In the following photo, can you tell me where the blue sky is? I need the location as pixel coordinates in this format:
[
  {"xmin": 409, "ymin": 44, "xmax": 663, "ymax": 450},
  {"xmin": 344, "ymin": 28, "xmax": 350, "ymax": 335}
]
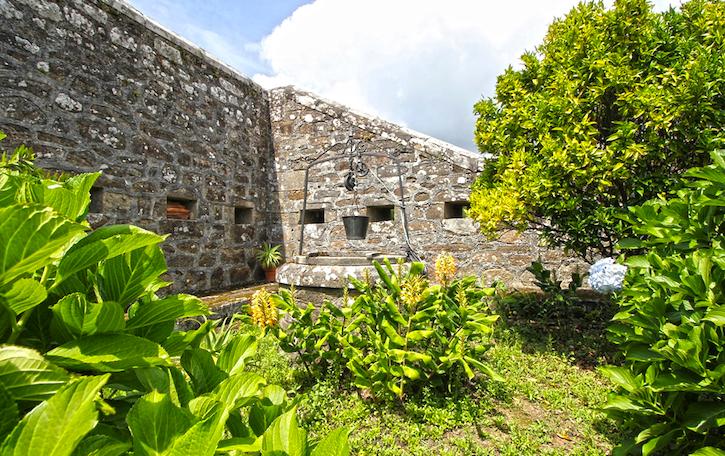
[
  {"xmin": 127, "ymin": 0, "xmax": 678, "ymax": 151},
  {"xmin": 128, "ymin": 0, "xmax": 311, "ymax": 76}
]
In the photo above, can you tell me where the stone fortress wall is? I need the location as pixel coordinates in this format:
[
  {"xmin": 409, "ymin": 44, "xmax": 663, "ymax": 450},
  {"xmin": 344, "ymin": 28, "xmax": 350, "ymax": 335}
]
[
  {"xmin": 0, "ymin": 0, "xmax": 585, "ymax": 294},
  {"xmin": 268, "ymin": 87, "xmax": 585, "ymax": 288},
  {"xmin": 0, "ymin": 0, "xmax": 279, "ymax": 293}
]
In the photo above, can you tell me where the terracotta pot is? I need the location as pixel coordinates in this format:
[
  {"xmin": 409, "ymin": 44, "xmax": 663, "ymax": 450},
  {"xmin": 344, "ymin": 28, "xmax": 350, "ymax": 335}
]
[{"xmin": 264, "ymin": 268, "xmax": 277, "ymax": 282}]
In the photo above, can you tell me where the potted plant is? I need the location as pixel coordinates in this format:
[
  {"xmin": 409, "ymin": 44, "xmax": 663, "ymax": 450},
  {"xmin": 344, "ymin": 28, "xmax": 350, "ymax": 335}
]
[{"xmin": 256, "ymin": 243, "xmax": 283, "ymax": 282}]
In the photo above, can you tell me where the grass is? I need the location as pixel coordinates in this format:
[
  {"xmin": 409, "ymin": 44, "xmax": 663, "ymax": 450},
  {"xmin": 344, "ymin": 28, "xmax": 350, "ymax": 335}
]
[{"xmin": 241, "ymin": 295, "xmax": 625, "ymax": 455}]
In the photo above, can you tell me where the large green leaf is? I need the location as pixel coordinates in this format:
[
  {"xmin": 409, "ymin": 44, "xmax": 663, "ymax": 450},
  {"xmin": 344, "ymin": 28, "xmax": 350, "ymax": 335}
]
[
  {"xmin": 164, "ymin": 401, "xmax": 227, "ymax": 456},
  {"xmin": 126, "ymin": 391, "xmax": 192, "ymax": 456},
  {"xmin": 0, "ymin": 205, "xmax": 84, "ymax": 287},
  {"xmin": 135, "ymin": 367, "xmax": 187, "ymax": 407},
  {"xmin": 373, "ymin": 260, "xmax": 398, "ymax": 294},
  {"xmin": 54, "ymin": 225, "xmax": 165, "ymax": 289},
  {"xmin": 28, "ymin": 173, "xmax": 99, "ymax": 222},
  {"xmin": 703, "ymin": 306, "xmax": 725, "ymax": 326},
  {"xmin": 126, "ymin": 295, "xmax": 208, "ymax": 330},
  {"xmin": 641, "ymin": 429, "xmax": 679, "ymax": 456},
  {"xmin": 217, "ymin": 437, "xmax": 261, "ymax": 453},
  {"xmin": 71, "ymin": 435, "xmax": 131, "ymax": 456},
  {"xmin": 683, "ymin": 402, "xmax": 725, "ymax": 433},
  {"xmin": 131, "ymin": 321, "xmax": 175, "ymax": 344},
  {"xmin": 46, "ymin": 334, "xmax": 171, "ymax": 372},
  {"xmin": 50, "ymin": 294, "xmax": 124, "ymax": 341},
  {"xmin": 379, "ymin": 318, "xmax": 405, "ymax": 347},
  {"xmin": 180, "ymin": 349, "xmax": 227, "ymax": 396},
  {"xmin": 0, "ymin": 384, "xmax": 18, "ymax": 441},
  {"xmin": 599, "ymin": 366, "xmax": 642, "ymax": 393},
  {"xmin": 212, "ymin": 373, "xmax": 266, "ymax": 412},
  {"xmin": 0, "ymin": 346, "xmax": 69, "ymax": 402},
  {"xmin": 0, "ymin": 374, "xmax": 109, "ymax": 456},
  {"xmin": 0, "ymin": 175, "xmax": 17, "ymax": 211},
  {"xmin": 260, "ymin": 408, "xmax": 306, "ymax": 456},
  {"xmin": 309, "ymin": 427, "xmax": 350, "ymax": 456},
  {"xmin": 0, "ymin": 278, "xmax": 46, "ymax": 316},
  {"xmin": 97, "ymin": 245, "xmax": 167, "ymax": 308},
  {"xmin": 162, "ymin": 321, "xmax": 214, "ymax": 357},
  {"xmin": 248, "ymin": 385, "xmax": 287, "ymax": 436},
  {"xmin": 464, "ymin": 356, "xmax": 503, "ymax": 382},
  {"xmin": 690, "ymin": 448, "xmax": 725, "ymax": 456},
  {"xmin": 216, "ymin": 334, "xmax": 258, "ymax": 376}
]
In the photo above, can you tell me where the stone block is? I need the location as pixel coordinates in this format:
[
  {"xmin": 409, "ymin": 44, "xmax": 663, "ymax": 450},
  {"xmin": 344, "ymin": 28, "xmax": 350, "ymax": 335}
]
[{"xmin": 103, "ymin": 191, "xmax": 133, "ymax": 213}]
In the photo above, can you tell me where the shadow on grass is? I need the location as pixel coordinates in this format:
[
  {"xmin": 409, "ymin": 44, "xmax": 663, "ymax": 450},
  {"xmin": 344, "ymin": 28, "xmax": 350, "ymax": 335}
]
[{"xmin": 493, "ymin": 292, "xmax": 621, "ymax": 369}]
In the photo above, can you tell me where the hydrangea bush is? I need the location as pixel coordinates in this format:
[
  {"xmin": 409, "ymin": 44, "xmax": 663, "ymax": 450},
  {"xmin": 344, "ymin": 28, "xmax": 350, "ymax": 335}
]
[
  {"xmin": 600, "ymin": 151, "xmax": 725, "ymax": 455},
  {"xmin": 588, "ymin": 258, "xmax": 627, "ymax": 294}
]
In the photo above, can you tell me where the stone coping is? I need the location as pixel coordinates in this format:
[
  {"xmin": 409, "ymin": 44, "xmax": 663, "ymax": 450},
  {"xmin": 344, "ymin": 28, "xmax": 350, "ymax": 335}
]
[
  {"xmin": 200, "ymin": 283, "xmax": 279, "ymax": 310},
  {"xmin": 292, "ymin": 253, "xmax": 407, "ymax": 266},
  {"xmin": 278, "ymin": 262, "xmax": 378, "ymax": 288}
]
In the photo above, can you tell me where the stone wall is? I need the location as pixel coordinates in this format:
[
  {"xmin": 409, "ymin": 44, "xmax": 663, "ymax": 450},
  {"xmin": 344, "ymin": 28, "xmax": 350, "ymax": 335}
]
[
  {"xmin": 0, "ymin": 0, "xmax": 585, "ymax": 294},
  {"xmin": 269, "ymin": 87, "xmax": 585, "ymax": 288},
  {"xmin": 0, "ymin": 0, "xmax": 279, "ymax": 293}
]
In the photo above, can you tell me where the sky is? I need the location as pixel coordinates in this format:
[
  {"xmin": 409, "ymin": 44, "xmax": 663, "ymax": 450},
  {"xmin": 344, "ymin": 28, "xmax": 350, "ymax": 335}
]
[{"xmin": 128, "ymin": 0, "xmax": 680, "ymax": 151}]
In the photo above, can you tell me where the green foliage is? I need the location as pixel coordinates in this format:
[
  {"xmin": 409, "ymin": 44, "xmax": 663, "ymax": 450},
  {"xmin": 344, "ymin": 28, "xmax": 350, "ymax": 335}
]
[
  {"xmin": 0, "ymin": 134, "xmax": 348, "ymax": 455},
  {"xmin": 601, "ymin": 150, "xmax": 725, "ymax": 454},
  {"xmin": 273, "ymin": 287, "xmax": 346, "ymax": 378},
  {"xmin": 469, "ymin": 0, "xmax": 725, "ymax": 260},
  {"xmin": 256, "ymin": 243, "xmax": 283, "ymax": 270},
  {"xmin": 274, "ymin": 260, "xmax": 501, "ymax": 401},
  {"xmin": 292, "ymin": 325, "xmax": 619, "ymax": 455},
  {"xmin": 520, "ymin": 260, "xmax": 583, "ymax": 319}
]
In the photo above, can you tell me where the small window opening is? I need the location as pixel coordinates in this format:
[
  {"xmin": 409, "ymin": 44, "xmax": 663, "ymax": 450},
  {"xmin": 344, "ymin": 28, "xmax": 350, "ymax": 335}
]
[
  {"xmin": 234, "ymin": 206, "xmax": 253, "ymax": 225},
  {"xmin": 444, "ymin": 201, "xmax": 470, "ymax": 219},
  {"xmin": 167, "ymin": 197, "xmax": 196, "ymax": 220},
  {"xmin": 89, "ymin": 187, "xmax": 104, "ymax": 213},
  {"xmin": 300, "ymin": 208, "xmax": 324, "ymax": 224},
  {"xmin": 367, "ymin": 205, "xmax": 394, "ymax": 222}
]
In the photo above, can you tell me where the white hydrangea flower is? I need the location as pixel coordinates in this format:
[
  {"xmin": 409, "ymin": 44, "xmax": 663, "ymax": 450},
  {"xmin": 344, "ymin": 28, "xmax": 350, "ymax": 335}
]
[{"xmin": 588, "ymin": 258, "xmax": 627, "ymax": 294}]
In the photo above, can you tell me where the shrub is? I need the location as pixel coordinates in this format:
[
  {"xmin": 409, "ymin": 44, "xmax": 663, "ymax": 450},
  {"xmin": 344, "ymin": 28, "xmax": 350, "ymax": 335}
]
[
  {"xmin": 273, "ymin": 258, "xmax": 501, "ymax": 401},
  {"xmin": 0, "ymin": 134, "xmax": 348, "ymax": 455},
  {"xmin": 601, "ymin": 150, "xmax": 725, "ymax": 455},
  {"xmin": 469, "ymin": 0, "xmax": 725, "ymax": 261}
]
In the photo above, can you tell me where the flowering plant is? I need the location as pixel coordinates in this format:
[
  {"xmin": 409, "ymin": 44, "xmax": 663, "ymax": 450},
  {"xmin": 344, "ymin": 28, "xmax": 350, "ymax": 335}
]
[
  {"xmin": 588, "ymin": 258, "xmax": 626, "ymax": 294},
  {"xmin": 250, "ymin": 288, "xmax": 278, "ymax": 329}
]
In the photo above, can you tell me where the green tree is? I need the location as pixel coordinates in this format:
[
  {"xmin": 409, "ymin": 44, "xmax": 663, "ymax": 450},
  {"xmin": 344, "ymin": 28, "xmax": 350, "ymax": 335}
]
[{"xmin": 469, "ymin": 0, "xmax": 725, "ymax": 261}]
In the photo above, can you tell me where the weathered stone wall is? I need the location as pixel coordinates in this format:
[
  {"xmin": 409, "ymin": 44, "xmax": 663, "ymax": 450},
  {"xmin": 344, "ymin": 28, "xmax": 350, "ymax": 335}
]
[
  {"xmin": 0, "ymin": 0, "xmax": 279, "ymax": 293},
  {"xmin": 0, "ymin": 0, "xmax": 585, "ymax": 294},
  {"xmin": 269, "ymin": 87, "xmax": 585, "ymax": 288}
]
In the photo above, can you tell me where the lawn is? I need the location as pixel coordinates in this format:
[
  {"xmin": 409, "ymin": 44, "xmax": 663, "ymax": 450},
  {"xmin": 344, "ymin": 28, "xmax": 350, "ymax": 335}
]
[{"xmin": 242, "ymin": 296, "xmax": 624, "ymax": 455}]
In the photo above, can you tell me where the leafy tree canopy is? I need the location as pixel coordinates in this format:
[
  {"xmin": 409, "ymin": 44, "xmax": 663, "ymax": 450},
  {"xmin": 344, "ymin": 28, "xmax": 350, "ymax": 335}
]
[{"xmin": 469, "ymin": 0, "xmax": 725, "ymax": 261}]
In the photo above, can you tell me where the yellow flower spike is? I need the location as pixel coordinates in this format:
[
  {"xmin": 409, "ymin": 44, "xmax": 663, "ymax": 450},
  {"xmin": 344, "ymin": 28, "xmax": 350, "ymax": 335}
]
[
  {"xmin": 434, "ymin": 253, "xmax": 457, "ymax": 287},
  {"xmin": 250, "ymin": 288, "xmax": 278, "ymax": 329},
  {"xmin": 400, "ymin": 274, "xmax": 426, "ymax": 313},
  {"xmin": 456, "ymin": 284, "xmax": 468, "ymax": 308}
]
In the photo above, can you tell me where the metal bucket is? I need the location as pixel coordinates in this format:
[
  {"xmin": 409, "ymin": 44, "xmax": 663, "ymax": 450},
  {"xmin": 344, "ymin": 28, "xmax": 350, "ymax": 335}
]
[{"xmin": 342, "ymin": 215, "xmax": 369, "ymax": 240}]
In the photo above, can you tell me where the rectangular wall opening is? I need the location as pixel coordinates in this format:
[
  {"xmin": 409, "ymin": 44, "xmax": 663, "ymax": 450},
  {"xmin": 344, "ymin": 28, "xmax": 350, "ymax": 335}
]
[
  {"xmin": 234, "ymin": 206, "xmax": 254, "ymax": 225},
  {"xmin": 89, "ymin": 187, "xmax": 103, "ymax": 213},
  {"xmin": 167, "ymin": 196, "xmax": 196, "ymax": 220},
  {"xmin": 367, "ymin": 205, "xmax": 395, "ymax": 222},
  {"xmin": 444, "ymin": 201, "xmax": 470, "ymax": 219},
  {"xmin": 300, "ymin": 208, "xmax": 324, "ymax": 224}
]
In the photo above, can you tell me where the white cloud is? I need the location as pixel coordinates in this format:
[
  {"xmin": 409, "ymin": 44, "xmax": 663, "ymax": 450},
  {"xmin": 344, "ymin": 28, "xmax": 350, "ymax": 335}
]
[{"xmin": 253, "ymin": 0, "xmax": 679, "ymax": 150}]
